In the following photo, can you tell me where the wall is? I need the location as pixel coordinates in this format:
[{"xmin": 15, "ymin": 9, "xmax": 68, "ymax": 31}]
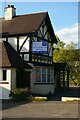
[
  {"xmin": 31, "ymin": 84, "xmax": 55, "ymax": 95},
  {"xmin": 0, "ymin": 69, "xmax": 11, "ymax": 99},
  {"xmin": 30, "ymin": 67, "xmax": 55, "ymax": 95},
  {"xmin": 11, "ymin": 69, "xmax": 16, "ymax": 90},
  {"xmin": 0, "ymin": 68, "xmax": 16, "ymax": 99},
  {"xmin": 0, "ymin": 38, "xmax": 6, "ymax": 42},
  {"xmin": 8, "ymin": 36, "xmax": 30, "ymax": 61},
  {"xmin": 38, "ymin": 22, "xmax": 52, "ymax": 57}
]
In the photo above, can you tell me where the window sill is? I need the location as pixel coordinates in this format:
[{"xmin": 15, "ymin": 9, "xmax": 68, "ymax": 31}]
[{"xmin": 34, "ymin": 82, "xmax": 54, "ymax": 85}]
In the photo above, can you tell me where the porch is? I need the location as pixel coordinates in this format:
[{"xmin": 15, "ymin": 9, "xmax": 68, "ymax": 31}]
[{"xmin": 54, "ymin": 63, "xmax": 69, "ymax": 91}]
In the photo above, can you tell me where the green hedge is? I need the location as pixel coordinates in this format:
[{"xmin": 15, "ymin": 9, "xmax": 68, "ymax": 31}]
[{"xmin": 9, "ymin": 88, "xmax": 32, "ymax": 102}]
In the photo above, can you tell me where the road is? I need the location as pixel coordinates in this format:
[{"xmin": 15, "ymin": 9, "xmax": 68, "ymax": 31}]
[{"xmin": 2, "ymin": 101, "xmax": 79, "ymax": 119}]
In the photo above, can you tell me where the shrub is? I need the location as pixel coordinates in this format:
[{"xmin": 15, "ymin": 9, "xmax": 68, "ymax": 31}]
[
  {"xmin": 32, "ymin": 96, "xmax": 47, "ymax": 101},
  {"xmin": 9, "ymin": 88, "xmax": 32, "ymax": 102}
]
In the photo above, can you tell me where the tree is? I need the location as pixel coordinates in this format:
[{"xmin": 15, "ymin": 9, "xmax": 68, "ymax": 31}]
[
  {"xmin": 53, "ymin": 37, "xmax": 80, "ymax": 85},
  {"xmin": 65, "ymin": 42, "xmax": 76, "ymax": 50},
  {"xmin": 53, "ymin": 35, "xmax": 65, "ymax": 49}
]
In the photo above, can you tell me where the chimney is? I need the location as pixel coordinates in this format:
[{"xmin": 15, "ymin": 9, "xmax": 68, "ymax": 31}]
[{"xmin": 5, "ymin": 5, "xmax": 16, "ymax": 20}]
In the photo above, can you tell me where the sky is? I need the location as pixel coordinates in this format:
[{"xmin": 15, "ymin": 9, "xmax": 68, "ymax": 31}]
[{"xmin": 1, "ymin": 2, "xmax": 79, "ymax": 48}]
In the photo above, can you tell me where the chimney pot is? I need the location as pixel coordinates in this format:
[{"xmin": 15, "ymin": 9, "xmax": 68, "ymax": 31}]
[
  {"xmin": 5, "ymin": 5, "xmax": 16, "ymax": 20},
  {"xmin": 8, "ymin": 5, "xmax": 10, "ymax": 7}
]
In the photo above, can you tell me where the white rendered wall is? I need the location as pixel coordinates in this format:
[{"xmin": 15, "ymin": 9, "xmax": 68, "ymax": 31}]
[
  {"xmin": 0, "ymin": 69, "xmax": 11, "ymax": 99},
  {"xmin": 31, "ymin": 84, "xmax": 55, "ymax": 95},
  {"xmin": 8, "ymin": 36, "xmax": 30, "ymax": 61},
  {"xmin": 11, "ymin": 69, "xmax": 16, "ymax": 90},
  {"xmin": 19, "ymin": 36, "xmax": 29, "ymax": 52},
  {"xmin": 0, "ymin": 38, "xmax": 6, "ymax": 42},
  {"xmin": 8, "ymin": 37, "xmax": 17, "ymax": 51}
]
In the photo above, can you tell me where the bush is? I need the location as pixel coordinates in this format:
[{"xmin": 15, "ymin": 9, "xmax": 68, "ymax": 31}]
[
  {"xmin": 32, "ymin": 96, "xmax": 47, "ymax": 101},
  {"xmin": 9, "ymin": 88, "xmax": 32, "ymax": 102}
]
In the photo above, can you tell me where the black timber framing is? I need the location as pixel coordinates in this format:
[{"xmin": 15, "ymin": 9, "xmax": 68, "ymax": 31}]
[
  {"xmin": 2, "ymin": 32, "xmax": 34, "ymax": 38},
  {"xmin": 34, "ymin": 82, "xmax": 55, "ymax": 85},
  {"xmin": 48, "ymin": 43, "xmax": 53, "ymax": 56},
  {"xmin": 35, "ymin": 12, "xmax": 48, "ymax": 36},
  {"xmin": 34, "ymin": 35, "xmax": 53, "ymax": 43},
  {"xmin": 34, "ymin": 62, "xmax": 53, "ymax": 66},
  {"xmin": 29, "ymin": 37, "xmax": 32, "ymax": 62},
  {"xmin": 17, "ymin": 36, "xmax": 19, "ymax": 53},
  {"xmin": 20, "ymin": 51, "xmax": 52, "ymax": 64},
  {"xmin": 63, "ymin": 70, "xmax": 65, "ymax": 87},
  {"xmin": 37, "ymin": 22, "xmax": 52, "ymax": 43},
  {"xmin": 29, "ymin": 33, "xmax": 53, "ymax": 64},
  {"xmin": 44, "ymin": 30, "xmax": 48, "ymax": 38},
  {"xmin": 19, "ymin": 36, "xmax": 29, "ymax": 52},
  {"xmin": 67, "ymin": 70, "xmax": 69, "ymax": 88},
  {"xmin": 6, "ymin": 37, "xmax": 8, "ymax": 42},
  {"xmin": 38, "ymin": 23, "xmax": 48, "ymax": 38}
]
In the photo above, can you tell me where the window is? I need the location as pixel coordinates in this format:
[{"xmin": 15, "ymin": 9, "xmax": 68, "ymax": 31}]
[
  {"xmin": 35, "ymin": 67, "xmax": 53, "ymax": 83},
  {"xmin": 35, "ymin": 68, "xmax": 41, "ymax": 82},
  {"xmin": 47, "ymin": 68, "xmax": 50, "ymax": 82},
  {"xmin": 42, "ymin": 68, "xmax": 46, "ymax": 82},
  {"xmin": 3, "ymin": 70, "xmax": 7, "ymax": 81}
]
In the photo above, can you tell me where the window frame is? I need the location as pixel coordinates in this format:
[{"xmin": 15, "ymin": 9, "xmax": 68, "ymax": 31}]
[{"xmin": 35, "ymin": 67, "xmax": 53, "ymax": 83}]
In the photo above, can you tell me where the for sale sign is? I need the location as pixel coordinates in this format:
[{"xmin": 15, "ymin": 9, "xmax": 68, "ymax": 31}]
[{"xmin": 32, "ymin": 41, "xmax": 48, "ymax": 54}]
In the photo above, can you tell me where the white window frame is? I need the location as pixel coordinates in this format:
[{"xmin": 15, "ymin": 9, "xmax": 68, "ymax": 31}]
[{"xmin": 35, "ymin": 67, "xmax": 53, "ymax": 83}]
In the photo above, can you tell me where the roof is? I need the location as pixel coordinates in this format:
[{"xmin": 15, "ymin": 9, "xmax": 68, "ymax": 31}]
[
  {"xmin": 0, "ymin": 12, "xmax": 57, "ymax": 43},
  {"xmin": 54, "ymin": 63, "xmax": 67, "ymax": 71},
  {"xmin": 0, "ymin": 41, "xmax": 32, "ymax": 68}
]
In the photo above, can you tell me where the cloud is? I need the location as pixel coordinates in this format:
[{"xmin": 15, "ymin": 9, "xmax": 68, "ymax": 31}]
[{"xmin": 55, "ymin": 23, "xmax": 78, "ymax": 45}]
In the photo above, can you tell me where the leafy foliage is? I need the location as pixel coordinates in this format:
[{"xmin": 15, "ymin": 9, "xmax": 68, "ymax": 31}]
[
  {"xmin": 53, "ymin": 36, "xmax": 80, "ymax": 85},
  {"xmin": 9, "ymin": 88, "xmax": 32, "ymax": 102},
  {"xmin": 32, "ymin": 97, "xmax": 47, "ymax": 101}
]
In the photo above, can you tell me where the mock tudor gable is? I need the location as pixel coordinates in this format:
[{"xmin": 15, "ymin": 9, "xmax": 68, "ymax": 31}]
[{"xmin": 0, "ymin": 10, "xmax": 57, "ymax": 65}]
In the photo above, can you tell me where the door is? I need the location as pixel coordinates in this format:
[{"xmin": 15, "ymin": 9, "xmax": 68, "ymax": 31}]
[{"xmin": 16, "ymin": 69, "xmax": 30, "ymax": 89}]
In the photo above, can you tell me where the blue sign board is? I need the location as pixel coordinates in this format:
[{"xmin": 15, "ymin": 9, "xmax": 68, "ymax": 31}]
[{"xmin": 32, "ymin": 41, "xmax": 48, "ymax": 54}]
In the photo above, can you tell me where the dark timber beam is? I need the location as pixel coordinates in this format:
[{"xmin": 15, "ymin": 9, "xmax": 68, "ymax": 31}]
[
  {"xmin": 29, "ymin": 37, "xmax": 32, "ymax": 62},
  {"xmin": 67, "ymin": 70, "xmax": 69, "ymax": 88},
  {"xmin": 48, "ymin": 45, "xmax": 52, "ymax": 55},
  {"xmin": 63, "ymin": 70, "xmax": 65, "ymax": 87},
  {"xmin": 17, "ymin": 36, "xmax": 19, "ymax": 53},
  {"xmin": 42, "ymin": 26, "xmax": 44, "ymax": 36},
  {"xmin": 6, "ymin": 37, "xmax": 8, "ymax": 42},
  {"xmin": 44, "ymin": 30, "xmax": 48, "ymax": 37},
  {"xmin": 39, "ymin": 29, "xmax": 44, "ymax": 38},
  {"xmin": 19, "ymin": 36, "xmax": 28, "ymax": 52}
]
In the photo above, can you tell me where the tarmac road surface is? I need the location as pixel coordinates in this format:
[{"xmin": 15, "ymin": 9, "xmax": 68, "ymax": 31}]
[
  {"xmin": 2, "ymin": 101, "xmax": 79, "ymax": 119},
  {"xmin": 1, "ymin": 86, "xmax": 80, "ymax": 119}
]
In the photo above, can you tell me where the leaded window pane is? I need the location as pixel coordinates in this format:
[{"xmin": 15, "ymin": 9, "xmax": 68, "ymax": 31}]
[{"xmin": 42, "ymin": 74, "xmax": 46, "ymax": 82}]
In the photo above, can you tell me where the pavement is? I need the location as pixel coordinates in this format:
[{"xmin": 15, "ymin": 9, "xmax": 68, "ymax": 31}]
[{"xmin": 1, "ymin": 86, "xmax": 80, "ymax": 119}]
